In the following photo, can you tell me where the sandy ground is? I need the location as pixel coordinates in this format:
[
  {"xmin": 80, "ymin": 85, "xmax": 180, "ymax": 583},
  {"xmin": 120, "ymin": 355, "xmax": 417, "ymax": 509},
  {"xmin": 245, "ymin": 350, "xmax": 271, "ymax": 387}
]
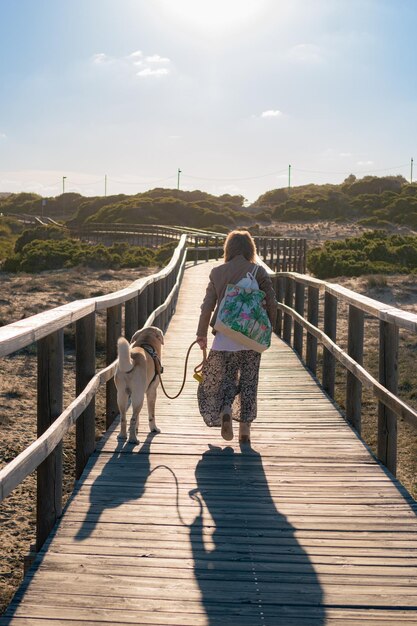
[{"xmin": 267, "ymin": 219, "xmax": 416, "ymax": 245}]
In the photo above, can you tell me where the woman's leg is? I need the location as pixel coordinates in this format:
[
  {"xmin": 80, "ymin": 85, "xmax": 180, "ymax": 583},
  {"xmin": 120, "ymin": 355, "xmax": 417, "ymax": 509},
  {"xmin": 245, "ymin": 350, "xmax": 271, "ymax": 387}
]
[
  {"xmin": 232, "ymin": 350, "xmax": 261, "ymax": 424},
  {"xmin": 197, "ymin": 351, "xmax": 239, "ymax": 428}
]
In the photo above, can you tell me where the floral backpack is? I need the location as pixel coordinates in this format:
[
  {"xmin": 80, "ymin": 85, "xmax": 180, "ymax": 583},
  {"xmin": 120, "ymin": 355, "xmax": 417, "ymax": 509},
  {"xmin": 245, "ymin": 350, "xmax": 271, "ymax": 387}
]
[{"xmin": 214, "ymin": 265, "xmax": 272, "ymax": 353}]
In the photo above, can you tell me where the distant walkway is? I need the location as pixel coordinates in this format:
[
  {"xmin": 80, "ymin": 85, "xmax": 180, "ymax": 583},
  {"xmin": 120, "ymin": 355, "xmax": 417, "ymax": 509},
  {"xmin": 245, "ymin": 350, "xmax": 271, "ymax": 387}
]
[{"xmin": 3, "ymin": 261, "xmax": 417, "ymax": 626}]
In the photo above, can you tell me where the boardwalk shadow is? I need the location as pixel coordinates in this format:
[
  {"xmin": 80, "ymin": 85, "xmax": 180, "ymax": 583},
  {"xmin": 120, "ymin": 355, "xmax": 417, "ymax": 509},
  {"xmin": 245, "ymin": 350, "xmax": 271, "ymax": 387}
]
[
  {"xmin": 190, "ymin": 445, "xmax": 325, "ymax": 626},
  {"xmin": 74, "ymin": 433, "xmax": 157, "ymax": 541}
]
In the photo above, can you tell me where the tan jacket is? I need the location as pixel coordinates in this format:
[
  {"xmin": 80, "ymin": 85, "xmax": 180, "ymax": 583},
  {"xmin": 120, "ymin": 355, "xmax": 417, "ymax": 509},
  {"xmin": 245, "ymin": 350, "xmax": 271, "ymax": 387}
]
[{"xmin": 196, "ymin": 255, "xmax": 278, "ymax": 337}]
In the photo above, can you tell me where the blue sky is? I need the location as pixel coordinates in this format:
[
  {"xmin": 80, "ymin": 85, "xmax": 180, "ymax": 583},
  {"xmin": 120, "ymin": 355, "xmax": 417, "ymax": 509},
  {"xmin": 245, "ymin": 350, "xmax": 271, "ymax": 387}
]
[{"xmin": 0, "ymin": 0, "xmax": 416, "ymax": 201}]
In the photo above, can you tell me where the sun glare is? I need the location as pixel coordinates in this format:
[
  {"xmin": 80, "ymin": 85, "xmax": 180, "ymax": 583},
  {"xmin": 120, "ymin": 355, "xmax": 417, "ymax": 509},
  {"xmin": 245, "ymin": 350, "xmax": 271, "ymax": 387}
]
[{"xmin": 155, "ymin": 0, "xmax": 269, "ymax": 33}]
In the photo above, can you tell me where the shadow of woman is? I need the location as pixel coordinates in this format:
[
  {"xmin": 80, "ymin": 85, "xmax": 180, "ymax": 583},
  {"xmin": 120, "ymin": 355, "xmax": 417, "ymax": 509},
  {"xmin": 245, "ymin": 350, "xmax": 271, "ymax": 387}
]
[
  {"xmin": 74, "ymin": 432, "xmax": 157, "ymax": 542},
  {"xmin": 190, "ymin": 444, "xmax": 325, "ymax": 626}
]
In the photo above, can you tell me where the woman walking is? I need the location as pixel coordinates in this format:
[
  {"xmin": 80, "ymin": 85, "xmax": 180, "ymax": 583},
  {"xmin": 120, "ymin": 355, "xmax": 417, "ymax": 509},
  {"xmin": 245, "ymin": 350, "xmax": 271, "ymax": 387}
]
[{"xmin": 196, "ymin": 230, "xmax": 277, "ymax": 443}]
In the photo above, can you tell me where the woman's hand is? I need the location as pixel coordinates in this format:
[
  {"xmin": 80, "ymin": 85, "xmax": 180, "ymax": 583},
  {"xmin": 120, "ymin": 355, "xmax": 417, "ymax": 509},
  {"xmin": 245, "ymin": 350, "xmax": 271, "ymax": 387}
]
[{"xmin": 196, "ymin": 336, "xmax": 207, "ymax": 350}]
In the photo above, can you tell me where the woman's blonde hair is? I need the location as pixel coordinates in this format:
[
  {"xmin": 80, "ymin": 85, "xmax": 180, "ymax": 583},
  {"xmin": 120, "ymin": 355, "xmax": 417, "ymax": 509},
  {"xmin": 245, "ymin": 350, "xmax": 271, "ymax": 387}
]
[{"xmin": 223, "ymin": 230, "xmax": 257, "ymax": 262}]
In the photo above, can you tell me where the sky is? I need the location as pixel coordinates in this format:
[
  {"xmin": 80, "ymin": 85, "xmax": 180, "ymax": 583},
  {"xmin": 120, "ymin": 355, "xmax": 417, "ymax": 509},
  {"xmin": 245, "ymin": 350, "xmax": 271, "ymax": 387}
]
[{"xmin": 0, "ymin": 0, "xmax": 416, "ymax": 202}]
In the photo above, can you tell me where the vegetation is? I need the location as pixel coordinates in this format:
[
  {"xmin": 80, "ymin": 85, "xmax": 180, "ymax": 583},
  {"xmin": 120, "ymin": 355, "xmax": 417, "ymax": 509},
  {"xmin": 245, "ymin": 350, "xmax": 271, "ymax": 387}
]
[
  {"xmin": 255, "ymin": 175, "xmax": 417, "ymax": 228},
  {"xmin": 0, "ymin": 189, "xmax": 248, "ymax": 230},
  {"xmin": 2, "ymin": 175, "xmax": 417, "ymax": 230},
  {"xmin": 308, "ymin": 231, "xmax": 417, "ymax": 278},
  {"xmin": 0, "ymin": 216, "xmax": 24, "ymax": 261},
  {"xmin": 1, "ymin": 225, "xmax": 171, "ymax": 273}
]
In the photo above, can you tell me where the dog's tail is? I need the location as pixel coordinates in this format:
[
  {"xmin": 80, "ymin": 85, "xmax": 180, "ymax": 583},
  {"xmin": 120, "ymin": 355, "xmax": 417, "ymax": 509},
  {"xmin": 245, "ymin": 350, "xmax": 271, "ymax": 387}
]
[{"xmin": 117, "ymin": 337, "xmax": 133, "ymax": 372}]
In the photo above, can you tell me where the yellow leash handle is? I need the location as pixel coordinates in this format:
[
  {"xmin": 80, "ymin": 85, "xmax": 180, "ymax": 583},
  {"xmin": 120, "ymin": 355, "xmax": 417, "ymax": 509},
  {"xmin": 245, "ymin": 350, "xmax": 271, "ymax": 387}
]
[{"xmin": 193, "ymin": 347, "xmax": 207, "ymax": 383}]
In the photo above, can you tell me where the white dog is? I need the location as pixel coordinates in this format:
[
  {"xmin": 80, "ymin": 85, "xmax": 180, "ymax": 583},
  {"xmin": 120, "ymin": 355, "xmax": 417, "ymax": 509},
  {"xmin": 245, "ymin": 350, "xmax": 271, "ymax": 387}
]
[{"xmin": 115, "ymin": 326, "xmax": 164, "ymax": 444}]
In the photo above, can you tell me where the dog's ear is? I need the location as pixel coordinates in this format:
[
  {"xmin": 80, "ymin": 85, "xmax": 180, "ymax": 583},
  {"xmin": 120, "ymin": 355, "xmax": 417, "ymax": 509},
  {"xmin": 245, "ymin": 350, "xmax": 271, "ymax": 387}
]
[{"xmin": 156, "ymin": 329, "xmax": 164, "ymax": 345}]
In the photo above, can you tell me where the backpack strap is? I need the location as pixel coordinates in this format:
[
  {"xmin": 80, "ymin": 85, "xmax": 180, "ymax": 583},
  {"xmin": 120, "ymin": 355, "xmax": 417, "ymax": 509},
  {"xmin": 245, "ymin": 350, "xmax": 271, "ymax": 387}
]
[{"xmin": 252, "ymin": 264, "xmax": 260, "ymax": 278}]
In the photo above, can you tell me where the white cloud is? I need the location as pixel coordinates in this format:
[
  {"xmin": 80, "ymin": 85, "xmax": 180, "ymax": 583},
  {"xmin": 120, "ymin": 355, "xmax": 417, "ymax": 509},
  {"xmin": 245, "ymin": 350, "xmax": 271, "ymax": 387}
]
[
  {"xmin": 261, "ymin": 110, "xmax": 282, "ymax": 118},
  {"xmin": 146, "ymin": 54, "xmax": 170, "ymax": 64},
  {"xmin": 357, "ymin": 160, "xmax": 374, "ymax": 166},
  {"xmin": 91, "ymin": 53, "xmax": 109, "ymax": 65},
  {"xmin": 137, "ymin": 67, "xmax": 170, "ymax": 78},
  {"xmin": 287, "ymin": 44, "xmax": 323, "ymax": 64},
  {"xmin": 0, "ymin": 133, "xmax": 6, "ymax": 139},
  {"xmin": 339, "ymin": 152, "xmax": 352, "ymax": 157},
  {"xmin": 128, "ymin": 50, "xmax": 143, "ymax": 59},
  {"xmin": 91, "ymin": 50, "xmax": 171, "ymax": 78}
]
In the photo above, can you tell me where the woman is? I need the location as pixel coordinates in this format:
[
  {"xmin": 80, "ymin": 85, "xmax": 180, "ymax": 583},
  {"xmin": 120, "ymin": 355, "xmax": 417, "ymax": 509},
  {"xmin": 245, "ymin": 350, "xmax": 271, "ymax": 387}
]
[{"xmin": 196, "ymin": 230, "xmax": 277, "ymax": 443}]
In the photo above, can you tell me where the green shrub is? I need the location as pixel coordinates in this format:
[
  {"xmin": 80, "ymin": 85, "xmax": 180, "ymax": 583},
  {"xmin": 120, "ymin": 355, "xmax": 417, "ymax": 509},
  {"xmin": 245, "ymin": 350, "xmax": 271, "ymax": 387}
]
[
  {"xmin": 308, "ymin": 232, "xmax": 417, "ymax": 278},
  {"xmin": 1, "ymin": 237, "xmax": 160, "ymax": 272}
]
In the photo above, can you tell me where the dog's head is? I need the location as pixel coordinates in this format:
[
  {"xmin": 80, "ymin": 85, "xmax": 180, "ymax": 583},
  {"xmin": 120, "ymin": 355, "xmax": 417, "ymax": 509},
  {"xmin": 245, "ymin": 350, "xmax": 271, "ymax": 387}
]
[{"xmin": 131, "ymin": 326, "xmax": 164, "ymax": 349}]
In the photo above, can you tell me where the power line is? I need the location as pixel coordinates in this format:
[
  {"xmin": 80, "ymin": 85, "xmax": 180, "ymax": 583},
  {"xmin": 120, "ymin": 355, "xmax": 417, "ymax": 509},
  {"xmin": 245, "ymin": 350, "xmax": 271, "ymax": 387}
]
[{"xmin": 183, "ymin": 169, "xmax": 288, "ymax": 182}]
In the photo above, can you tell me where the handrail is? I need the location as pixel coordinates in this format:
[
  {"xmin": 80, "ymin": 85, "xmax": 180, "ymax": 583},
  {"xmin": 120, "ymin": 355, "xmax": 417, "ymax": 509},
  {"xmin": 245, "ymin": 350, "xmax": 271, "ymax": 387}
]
[
  {"xmin": 278, "ymin": 271, "xmax": 417, "ymax": 331},
  {"xmin": 0, "ymin": 235, "xmax": 187, "ymax": 357},
  {"xmin": 271, "ymin": 268, "xmax": 417, "ymax": 477},
  {"xmin": 0, "ymin": 234, "xmax": 189, "ymax": 552},
  {"xmin": 0, "ymin": 242, "xmax": 188, "ymax": 502},
  {"xmin": 277, "ymin": 300, "xmax": 417, "ymax": 428}
]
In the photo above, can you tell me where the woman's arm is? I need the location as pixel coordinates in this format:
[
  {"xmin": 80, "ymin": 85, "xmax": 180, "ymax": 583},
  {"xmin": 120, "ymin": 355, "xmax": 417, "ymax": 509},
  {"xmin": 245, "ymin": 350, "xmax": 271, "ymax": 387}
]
[{"xmin": 196, "ymin": 274, "xmax": 217, "ymax": 342}]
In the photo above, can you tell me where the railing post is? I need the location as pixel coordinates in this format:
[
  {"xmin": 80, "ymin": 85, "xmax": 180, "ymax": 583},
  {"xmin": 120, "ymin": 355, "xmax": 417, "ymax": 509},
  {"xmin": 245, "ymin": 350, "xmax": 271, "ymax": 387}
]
[
  {"xmin": 378, "ymin": 321, "xmax": 399, "ymax": 475},
  {"xmin": 194, "ymin": 237, "xmax": 198, "ymax": 265},
  {"xmin": 293, "ymin": 281, "xmax": 305, "ymax": 357},
  {"xmin": 282, "ymin": 239, "xmax": 287, "ymax": 271},
  {"xmin": 215, "ymin": 236, "xmax": 219, "ymax": 261},
  {"xmin": 303, "ymin": 239, "xmax": 307, "ymax": 273},
  {"xmin": 154, "ymin": 279, "xmax": 162, "ymax": 329},
  {"xmin": 276, "ymin": 240, "xmax": 281, "ymax": 272},
  {"xmin": 346, "ymin": 305, "xmax": 364, "ymax": 434},
  {"xmin": 147, "ymin": 280, "xmax": 155, "ymax": 317},
  {"xmin": 263, "ymin": 238, "xmax": 267, "ymax": 262},
  {"xmin": 283, "ymin": 276, "xmax": 294, "ymax": 344},
  {"xmin": 306, "ymin": 285, "xmax": 319, "ymax": 375},
  {"xmin": 138, "ymin": 287, "xmax": 148, "ymax": 329},
  {"xmin": 106, "ymin": 304, "xmax": 122, "ymax": 429},
  {"xmin": 269, "ymin": 238, "xmax": 274, "ymax": 267},
  {"xmin": 275, "ymin": 275, "xmax": 285, "ymax": 337},
  {"xmin": 322, "ymin": 291, "xmax": 337, "ymax": 398},
  {"xmin": 36, "ymin": 329, "xmax": 64, "ymax": 551},
  {"xmin": 75, "ymin": 312, "xmax": 96, "ymax": 480},
  {"xmin": 125, "ymin": 295, "xmax": 139, "ymax": 341},
  {"xmin": 206, "ymin": 236, "xmax": 209, "ymax": 262}
]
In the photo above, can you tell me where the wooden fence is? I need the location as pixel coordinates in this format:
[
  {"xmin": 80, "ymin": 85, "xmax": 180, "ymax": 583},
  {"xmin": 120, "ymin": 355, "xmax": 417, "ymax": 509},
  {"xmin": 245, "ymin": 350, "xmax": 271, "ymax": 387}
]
[
  {"xmin": 73, "ymin": 223, "xmax": 307, "ymax": 273},
  {"xmin": 0, "ymin": 235, "xmax": 188, "ymax": 552},
  {"xmin": 269, "ymin": 270, "xmax": 417, "ymax": 477}
]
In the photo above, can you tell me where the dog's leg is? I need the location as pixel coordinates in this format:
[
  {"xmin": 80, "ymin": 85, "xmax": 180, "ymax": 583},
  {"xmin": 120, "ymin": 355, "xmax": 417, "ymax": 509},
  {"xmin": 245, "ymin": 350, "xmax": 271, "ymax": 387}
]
[
  {"xmin": 117, "ymin": 389, "xmax": 129, "ymax": 440},
  {"xmin": 129, "ymin": 387, "xmax": 145, "ymax": 444},
  {"xmin": 146, "ymin": 380, "xmax": 160, "ymax": 433}
]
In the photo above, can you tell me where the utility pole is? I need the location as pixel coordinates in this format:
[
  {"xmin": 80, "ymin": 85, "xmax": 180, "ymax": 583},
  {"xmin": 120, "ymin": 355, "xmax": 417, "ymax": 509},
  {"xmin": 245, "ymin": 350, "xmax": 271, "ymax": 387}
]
[
  {"xmin": 104, "ymin": 174, "xmax": 107, "ymax": 197},
  {"xmin": 288, "ymin": 164, "xmax": 291, "ymax": 193},
  {"xmin": 411, "ymin": 158, "xmax": 414, "ymax": 184},
  {"xmin": 177, "ymin": 168, "xmax": 181, "ymax": 190},
  {"xmin": 62, "ymin": 176, "xmax": 67, "ymax": 223}
]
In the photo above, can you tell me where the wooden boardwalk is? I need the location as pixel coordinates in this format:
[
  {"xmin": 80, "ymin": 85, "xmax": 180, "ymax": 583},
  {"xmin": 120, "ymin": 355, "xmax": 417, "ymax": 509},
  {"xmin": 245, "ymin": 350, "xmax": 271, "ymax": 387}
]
[{"xmin": 3, "ymin": 261, "xmax": 417, "ymax": 626}]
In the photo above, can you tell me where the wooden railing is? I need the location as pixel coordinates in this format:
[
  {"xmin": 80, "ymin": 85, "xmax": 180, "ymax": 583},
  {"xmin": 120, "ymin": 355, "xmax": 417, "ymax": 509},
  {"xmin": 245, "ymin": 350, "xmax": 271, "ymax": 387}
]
[
  {"xmin": 0, "ymin": 235, "xmax": 188, "ymax": 552},
  {"xmin": 266, "ymin": 269, "xmax": 417, "ymax": 477},
  {"xmin": 72, "ymin": 223, "xmax": 307, "ymax": 273}
]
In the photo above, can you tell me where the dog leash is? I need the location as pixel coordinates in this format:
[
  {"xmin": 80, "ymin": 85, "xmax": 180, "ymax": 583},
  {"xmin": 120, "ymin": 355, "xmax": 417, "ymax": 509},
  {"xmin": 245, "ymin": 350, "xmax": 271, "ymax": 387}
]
[
  {"xmin": 149, "ymin": 465, "xmax": 203, "ymax": 527},
  {"xmin": 156, "ymin": 340, "xmax": 207, "ymax": 400}
]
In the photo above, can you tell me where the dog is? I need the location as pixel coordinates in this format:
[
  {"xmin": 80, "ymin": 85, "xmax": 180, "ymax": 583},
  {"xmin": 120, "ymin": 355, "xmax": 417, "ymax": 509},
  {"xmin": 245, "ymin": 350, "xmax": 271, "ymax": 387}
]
[{"xmin": 114, "ymin": 326, "xmax": 164, "ymax": 444}]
